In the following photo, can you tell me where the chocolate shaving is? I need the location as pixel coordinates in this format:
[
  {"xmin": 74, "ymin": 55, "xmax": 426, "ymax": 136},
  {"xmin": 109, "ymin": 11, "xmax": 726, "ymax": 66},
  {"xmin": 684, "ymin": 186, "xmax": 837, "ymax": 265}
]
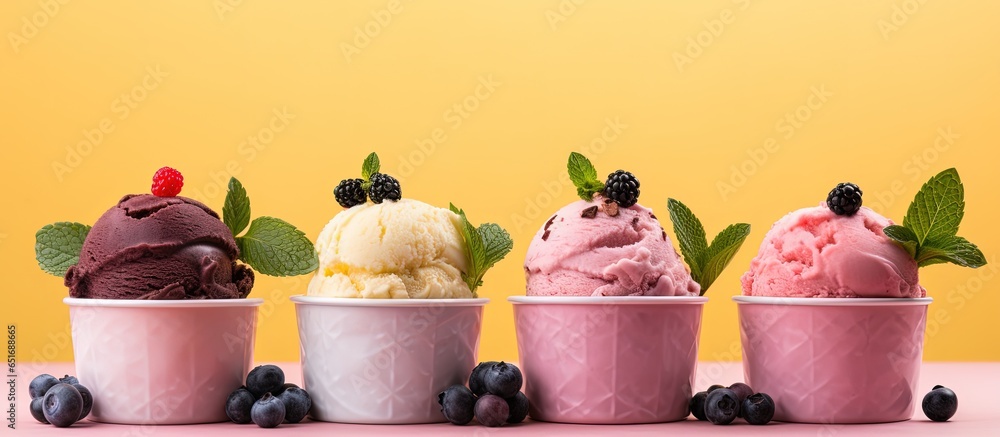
[
  {"xmin": 542, "ymin": 230, "xmax": 551, "ymax": 241},
  {"xmin": 662, "ymin": 230, "xmax": 668, "ymax": 241},
  {"xmin": 580, "ymin": 206, "xmax": 599, "ymax": 219},
  {"xmin": 603, "ymin": 201, "xmax": 619, "ymax": 217},
  {"xmin": 544, "ymin": 215, "xmax": 557, "ymax": 231}
]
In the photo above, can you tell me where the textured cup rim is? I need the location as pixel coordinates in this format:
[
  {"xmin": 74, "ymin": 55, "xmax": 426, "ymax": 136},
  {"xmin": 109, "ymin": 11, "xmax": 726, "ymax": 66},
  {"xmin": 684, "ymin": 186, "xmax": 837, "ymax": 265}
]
[
  {"xmin": 291, "ymin": 295, "xmax": 489, "ymax": 307},
  {"xmin": 733, "ymin": 296, "xmax": 933, "ymax": 306},
  {"xmin": 63, "ymin": 297, "xmax": 265, "ymax": 308},
  {"xmin": 508, "ymin": 295, "xmax": 707, "ymax": 305}
]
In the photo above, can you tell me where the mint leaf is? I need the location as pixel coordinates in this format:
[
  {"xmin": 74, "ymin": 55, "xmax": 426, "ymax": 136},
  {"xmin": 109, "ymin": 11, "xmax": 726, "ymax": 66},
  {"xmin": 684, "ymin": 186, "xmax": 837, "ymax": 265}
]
[
  {"xmin": 903, "ymin": 168, "xmax": 963, "ymax": 246},
  {"xmin": 916, "ymin": 236, "xmax": 985, "ymax": 268},
  {"xmin": 362, "ymin": 152, "xmax": 380, "ymax": 182},
  {"xmin": 450, "ymin": 203, "xmax": 513, "ymax": 295},
  {"xmin": 884, "ymin": 225, "xmax": 918, "ymax": 259},
  {"xmin": 667, "ymin": 198, "xmax": 708, "ymax": 278},
  {"xmin": 666, "ymin": 199, "xmax": 749, "ymax": 294},
  {"xmin": 223, "ymin": 177, "xmax": 251, "ymax": 235},
  {"xmin": 236, "ymin": 217, "xmax": 318, "ymax": 276},
  {"xmin": 35, "ymin": 222, "xmax": 90, "ymax": 276},
  {"xmin": 567, "ymin": 152, "xmax": 604, "ymax": 200},
  {"xmin": 698, "ymin": 223, "xmax": 751, "ymax": 294}
]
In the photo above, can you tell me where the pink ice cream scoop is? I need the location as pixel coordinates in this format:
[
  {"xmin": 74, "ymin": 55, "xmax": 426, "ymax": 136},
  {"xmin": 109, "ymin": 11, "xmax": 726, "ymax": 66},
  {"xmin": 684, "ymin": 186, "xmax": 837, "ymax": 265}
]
[
  {"xmin": 524, "ymin": 200, "xmax": 699, "ymax": 297},
  {"xmin": 741, "ymin": 205, "xmax": 924, "ymax": 298}
]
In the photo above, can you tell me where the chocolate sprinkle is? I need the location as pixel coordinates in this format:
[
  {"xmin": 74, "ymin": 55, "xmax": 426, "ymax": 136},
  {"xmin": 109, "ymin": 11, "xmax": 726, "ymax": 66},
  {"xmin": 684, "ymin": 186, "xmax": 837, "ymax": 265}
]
[
  {"xmin": 662, "ymin": 230, "xmax": 667, "ymax": 241},
  {"xmin": 542, "ymin": 230, "xmax": 551, "ymax": 241},
  {"xmin": 544, "ymin": 215, "xmax": 557, "ymax": 231},
  {"xmin": 581, "ymin": 206, "xmax": 599, "ymax": 219}
]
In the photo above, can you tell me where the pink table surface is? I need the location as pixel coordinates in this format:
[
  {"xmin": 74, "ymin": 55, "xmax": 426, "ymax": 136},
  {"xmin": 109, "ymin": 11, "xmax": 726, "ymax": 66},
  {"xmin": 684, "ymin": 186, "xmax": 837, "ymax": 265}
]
[{"xmin": 11, "ymin": 362, "xmax": 997, "ymax": 436}]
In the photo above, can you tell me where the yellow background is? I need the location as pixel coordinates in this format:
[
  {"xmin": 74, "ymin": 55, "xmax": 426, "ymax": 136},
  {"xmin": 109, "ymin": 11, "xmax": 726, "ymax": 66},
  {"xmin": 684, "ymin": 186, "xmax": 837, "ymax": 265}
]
[{"xmin": 2, "ymin": 1, "xmax": 998, "ymax": 363}]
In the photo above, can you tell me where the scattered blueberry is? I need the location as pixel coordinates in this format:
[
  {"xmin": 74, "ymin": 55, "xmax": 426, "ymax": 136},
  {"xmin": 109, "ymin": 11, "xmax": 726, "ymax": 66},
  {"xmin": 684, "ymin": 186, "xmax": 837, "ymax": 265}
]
[
  {"xmin": 438, "ymin": 385, "xmax": 476, "ymax": 425},
  {"xmin": 246, "ymin": 365, "xmax": 285, "ymax": 398},
  {"xmin": 58, "ymin": 375, "xmax": 80, "ymax": 386},
  {"xmin": 251, "ymin": 393, "xmax": 286, "ymax": 428},
  {"xmin": 30, "ymin": 397, "xmax": 49, "ymax": 424},
  {"xmin": 705, "ymin": 388, "xmax": 739, "ymax": 425},
  {"xmin": 42, "ymin": 383, "xmax": 84, "ymax": 428},
  {"xmin": 29, "ymin": 374, "xmax": 59, "ymax": 399},
  {"xmin": 275, "ymin": 382, "xmax": 298, "ymax": 396},
  {"xmin": 729, "ymin": 383, "xmax": 753, "ymax": 416},
  {"xmin": 483, "ymin": 362, "xmax": 523, "ymax": 399},
  {"xmin": 475, "ymin": 394, "xmax": 509, "ymax": 428},
  {"xmin": 278, "ymin": 387, "xmax": 312, "ymax": 424},
  {"xmin": 226, "ymin": 387, "xmax": 256, "ymax": 424},
  {"xmin": 923, "ymin": 386, "xmax": 958, "ymax": 422},
  {"xmin": 469, "ymin": 361, "xmax": 499, "ymax": 396},
  {"xmin": 689, "ymin": 391, "xmax": 708, "ymax": 421},
  {"xmin": 72, "ymin": 384, "xmax": 93, "ymax": 421},
  {"xmin": 506, "ymin": 392, "xmax": 529, "ymax": 424},
  {"xmin": 707, "ymin": 384, "xmax": 726, "ymax": 393},
  {"xmin": 742, "ymin": 393, "xmax": 775, "ymax": 425}
]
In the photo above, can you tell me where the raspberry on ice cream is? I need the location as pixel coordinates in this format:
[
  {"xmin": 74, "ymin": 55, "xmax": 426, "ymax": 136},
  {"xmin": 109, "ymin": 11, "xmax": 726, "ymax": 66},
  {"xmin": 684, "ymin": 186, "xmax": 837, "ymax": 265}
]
[{"xmin": 64, "ymin": 194, "xmax": 254, "ymax": 299}]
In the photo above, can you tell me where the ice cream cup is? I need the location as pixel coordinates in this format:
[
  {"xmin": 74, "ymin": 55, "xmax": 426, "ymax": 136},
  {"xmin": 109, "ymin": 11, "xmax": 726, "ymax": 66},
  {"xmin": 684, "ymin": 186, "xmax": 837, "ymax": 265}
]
[
  {"xmin": 291, "ymin": 296, "xmax": 487, "ymax": 424},
  {"xmin": 65, "ymin": 297, "xmax": 262, "ymax": 425},
  {"xmin": 509, "ymin": 295, "xmax": 707, "ymax": 424},
  {"xmin": 734, "ymin": 296, "xmax": 932, "ymax": 424}
]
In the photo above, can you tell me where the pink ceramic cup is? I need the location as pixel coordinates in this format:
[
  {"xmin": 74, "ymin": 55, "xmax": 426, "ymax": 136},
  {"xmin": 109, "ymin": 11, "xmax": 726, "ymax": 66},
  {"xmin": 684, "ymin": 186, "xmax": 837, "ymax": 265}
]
[
  {"xmin": 734, "ymin": 296, "xmax": 932, "ymax": 424},
  {"xmin": 64, "ymin": 297, "xmax": 261, "ymax": 425},
  {"xmin": 509, "ymin": 296, "xmax": 707, "ymax": 424},
  {"xmin": 292, "ymin": 296, "xmax": 487, "ymax": 424}
]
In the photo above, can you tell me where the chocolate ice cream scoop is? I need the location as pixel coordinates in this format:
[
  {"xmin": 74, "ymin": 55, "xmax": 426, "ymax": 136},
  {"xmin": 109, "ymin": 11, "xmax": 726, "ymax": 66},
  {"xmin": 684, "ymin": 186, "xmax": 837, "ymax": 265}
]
[{"xmin": 65, "ymin": 194, "xmax": 254, "ymax": 299}]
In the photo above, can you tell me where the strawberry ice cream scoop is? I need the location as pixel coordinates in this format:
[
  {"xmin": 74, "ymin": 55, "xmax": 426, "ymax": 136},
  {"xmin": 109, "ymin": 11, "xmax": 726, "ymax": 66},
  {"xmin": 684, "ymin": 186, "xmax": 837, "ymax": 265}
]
[
  {"xmin": 741, "ymin": 205, "xmax": 924, "ymax": 298},
  {"xmin": 524, "ymin": 200, "xmax": 699, "ymax": 297}
]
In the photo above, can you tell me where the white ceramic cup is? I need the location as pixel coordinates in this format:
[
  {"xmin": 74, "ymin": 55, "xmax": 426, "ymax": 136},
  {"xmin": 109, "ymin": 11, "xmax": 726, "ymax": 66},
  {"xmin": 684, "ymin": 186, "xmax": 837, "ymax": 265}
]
[
  {"xmin": 292, "ymin": 296, "xmax": 487, "ymax": 424},
  {"xmin": 65, "ymin": 297, "xmax": 261, "ymax": 425}
]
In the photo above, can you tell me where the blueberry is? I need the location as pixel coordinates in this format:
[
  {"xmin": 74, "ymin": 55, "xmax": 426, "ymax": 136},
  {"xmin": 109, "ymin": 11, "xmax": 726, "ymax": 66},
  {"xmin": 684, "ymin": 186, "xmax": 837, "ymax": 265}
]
[
  {"xmin": 469, "ymin": 361, "xmax": 499, "ymax": 396},
  {"xmin": 483, "ymin": 362, "xmax": 523, "ymax": 398},
  {"xmin": 226, "ymin": 388, "xmax": 256, "ymax": 424},
  {"xmin": 704, "ymin": 388, "xmax": 739, "ymax": 425},
  {"xmin": 275, "ymin": 382, "xmax": 298, "ymax": 396},
  {"xmin": 707, "ymin": 384, "xmax": 726, "ymax": 393},
  {"xmin": 246, "ymin": 365, "xmax": 285, "ymax": 398},
  {"xmin": 475, "ymin": 394, "xmax": 509, "ymax": 427},
  {"xmin": 689, "ymin": 391, "xmax": 708, "ymax": 421},
  {"xmin": 438, "ymin": 385, "xmax": 476, "ymax": 425},
  {"xmin": 277, "ymin": 387, "xmax": 311, "ymax": 424},
  {"xmin": 742, "ymin": 393, "xmax": 775, "ymax": 425},
  {"xmin": 922, "ymin": 386, "xmax": 958, "ymax": 422},
  {"xmin": 72, "ymin": 384, "xmax": 93, "ymax": 421},
  {"xmin": 42, "ymin": 383, "xmax": 83, "ymax": 427},
  {"xmin": 59, "ymin": 375, "xmax": 80, "ymax": 386},
  {"xmin": 29, "ymin": 374, "xmax": 59, "ymax": 399},
  {"xmin": 29, "ymin": 397, "xmax": 49, "ymax": 424},
  {"xmin": 728, "ymin": 382, "xmax": 753, "ymax": 416},
  {"xmin": 505, "ymin": 392, "xmax": 529, "ymax": 424},
  {"xmin": 251, "ymin": 393, "xmax": 286, "ymax": 428}
]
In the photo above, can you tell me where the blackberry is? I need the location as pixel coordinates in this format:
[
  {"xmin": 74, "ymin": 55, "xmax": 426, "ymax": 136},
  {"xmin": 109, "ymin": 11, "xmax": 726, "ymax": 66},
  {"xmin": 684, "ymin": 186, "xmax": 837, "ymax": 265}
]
[
  {"xmin": 334, "ymin": 178, "xmax": 367, "ymax": 208},
  {"xmin": 826, "ymin": 182, "xmax": 863, "ymax": 216},
  {"xmin": 604, "ymin": 170, "xmax": 640, "ymax": 208},
  {"xmin": 369, "ymin": 173, "xmax": 401, "ymax": 203}
]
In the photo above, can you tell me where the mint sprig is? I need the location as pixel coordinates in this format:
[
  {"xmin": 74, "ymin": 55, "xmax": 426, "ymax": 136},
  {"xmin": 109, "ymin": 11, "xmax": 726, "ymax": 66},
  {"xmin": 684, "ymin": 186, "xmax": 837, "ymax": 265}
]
[
  {"xmin": 361, "ymin": 152, "xmax": 380, "ymax": 190},
  {"xmin": 567, "ymin": 152, "xmax": 605, "ymax": 201},
  {"xmin": 449, "ymin": 203, "xmax": 514, "ymax": 296},
  {"xmin": 223, "ymin": 177, "xmax": 251, "ymax": 235},
  {"xmin": 884, "ymin": 168, "xmax": 986, "ymax": 268},
  {"xmin": 225, "ymin": 177, "xmax": 319, "ymax": 276},
  {"xmin": 667, "ymin": 198, "xmax": 750, "ymax": 294},
  {"xmin": 35, "ymin": 222, "xmax": 91, "ymax": 276}
]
